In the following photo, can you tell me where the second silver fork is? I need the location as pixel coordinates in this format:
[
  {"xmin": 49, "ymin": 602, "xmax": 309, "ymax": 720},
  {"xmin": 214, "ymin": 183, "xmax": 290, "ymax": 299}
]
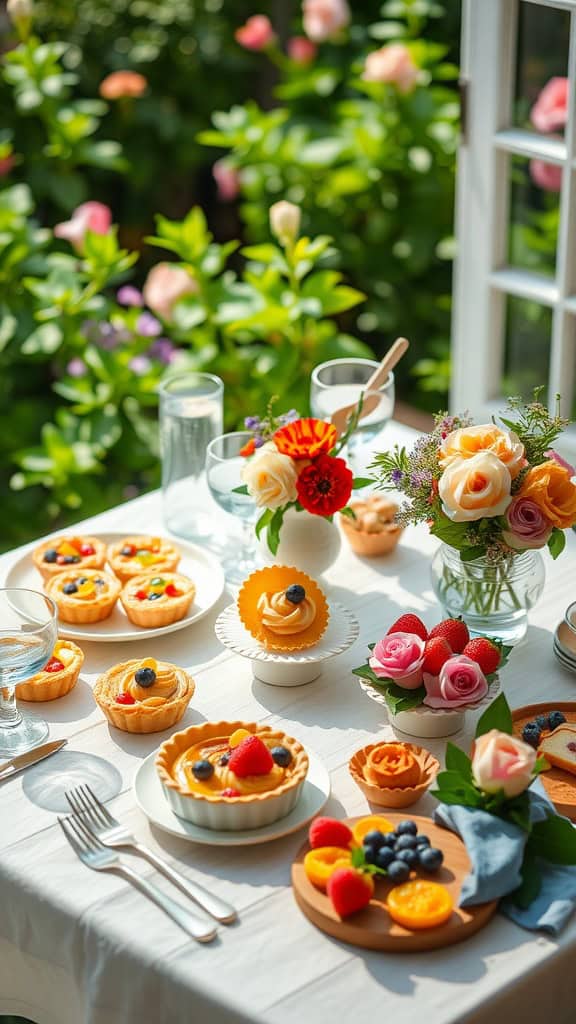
[{"xmin": 66, "ymin": 784, "xmax": 236, "ymax": 924}]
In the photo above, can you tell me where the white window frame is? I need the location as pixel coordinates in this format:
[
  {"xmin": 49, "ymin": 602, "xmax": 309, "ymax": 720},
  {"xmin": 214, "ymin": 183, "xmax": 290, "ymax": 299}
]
[{"xmin": 451, "ymin": 0, "xmax": 576, "ymax": 456}]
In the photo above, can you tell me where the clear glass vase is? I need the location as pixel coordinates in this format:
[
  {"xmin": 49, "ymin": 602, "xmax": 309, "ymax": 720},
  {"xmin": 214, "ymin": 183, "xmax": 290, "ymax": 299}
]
[{"xmin": 430, "ymin": 544, "xmax": 546, "ymax": 645}]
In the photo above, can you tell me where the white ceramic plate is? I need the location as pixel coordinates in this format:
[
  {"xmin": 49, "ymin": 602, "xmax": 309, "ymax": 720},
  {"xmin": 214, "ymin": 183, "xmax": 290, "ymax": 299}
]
[
  {"xmin": 4, "ymin": 532, "xmax": 225, "ymax": 643},
  {"xmin": 133, "ymin": 747, "xmax": 330, "ymax": 846}
]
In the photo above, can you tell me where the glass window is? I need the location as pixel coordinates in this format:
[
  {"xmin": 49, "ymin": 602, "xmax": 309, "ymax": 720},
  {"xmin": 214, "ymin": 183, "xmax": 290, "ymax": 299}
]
[
  {"xmin": 503, "ymin": 296, "xmax": 552, "ymax": 400},
  {"xmin": 507, "ymin": 155, "xmax": 560, "ymax": 278},
  {"xmin": 514, "ymin": 2, "xmax": 570, "ymax": 134}
]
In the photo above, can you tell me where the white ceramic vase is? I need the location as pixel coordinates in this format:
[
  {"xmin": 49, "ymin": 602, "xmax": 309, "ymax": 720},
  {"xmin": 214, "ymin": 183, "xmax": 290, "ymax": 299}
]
[{"xmin": 258, "ymin": 508, "xmax": 341, "ymax": 577}]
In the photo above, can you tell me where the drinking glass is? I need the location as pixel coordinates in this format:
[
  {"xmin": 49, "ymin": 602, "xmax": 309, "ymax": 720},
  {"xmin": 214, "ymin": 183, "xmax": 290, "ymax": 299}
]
[
  {"xmin": 159, "ymin": 372, "xmax": 224, "ymax": 542},
  {"xmin": 310, "ymin": 358, "xmax": 395, "ymax": 474},
  {"xmin": 0, "ymin": 589, "xmax": 58, "ymax": 757},
  {"xmin": 206, "ymin": 431, "xmax": 259, "ymax": 585}
]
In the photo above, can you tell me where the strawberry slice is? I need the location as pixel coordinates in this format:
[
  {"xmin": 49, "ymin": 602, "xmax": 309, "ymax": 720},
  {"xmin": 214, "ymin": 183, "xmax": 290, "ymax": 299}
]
[
  {"xmin": 116, "ymin": 692, "xmax": 136, "ymax": 705},
  {"xmin": 165, "ymin": 583, "xmax": 181, "ymax": 597},
  {"xmin": 135, "ymin": 589, "xmax": 147, "ymax": 601},
  {"xmin": 45, "ymin": 657, "xmax": 65, "ymax": 673}
]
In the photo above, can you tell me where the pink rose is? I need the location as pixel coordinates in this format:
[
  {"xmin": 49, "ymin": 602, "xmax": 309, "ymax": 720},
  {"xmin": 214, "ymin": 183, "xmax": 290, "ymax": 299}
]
[
  {"xmin": 362, "ymin": 44, "xmax": 419, "ymax": 94},
  {"xmin": 302, "ymin": 0, "xmax": 350, "ymax": 43},
  {"xmin": 530, "ymin": 159, "xmax": 562, "ymax": 192},
  {"xmin": 369, "ymin": 632, "xmax": 425, "ymax": 690},
  {"xmin": 213, "ymin": 159, "xmax": 240, "ymax": 202},
  {"xmin": 288, "ymin": 36, "xmax": 317, "ymax": 64},
  {"xmin": 142, "ymin": 263, "xmax": 198, "ymax": 322},
  {"xmin": 0, "ymin": 155, "xmax": 15, "ymax": 177},
  {"xmin": 545, "ymin": 449, "xmax": 576, "ymax": 478},
  {"xmin": 423, "ymin": 655, "xmax": 488, "ymax": 709},
  {"xmin": 235, "ymin": 15, "xmax": 275, "ymax": 51},
  {"xmin": 530, "ymin": 77, "xmax": 568, "ymax": 134},
  {"xmin": 502, "ymin": 496, "xmax": 552, "ymax": 551},
  {"xmin": 472, "ymin": 729, "xmax": 536, "ymax": 798},
  {"xmin": 54, "ymin": 201, "xmax": 112, "ymax": 252}
]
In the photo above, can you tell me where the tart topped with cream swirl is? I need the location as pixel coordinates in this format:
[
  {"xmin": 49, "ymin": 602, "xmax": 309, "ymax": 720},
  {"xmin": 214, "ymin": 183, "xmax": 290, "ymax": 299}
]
[
  {"xmin": 93, "ymin": 657, "xmax": 194, "ymax": 733},
  {"xmin": 237, "ymin": 566, "xmax": 329, "ymax": 651}
]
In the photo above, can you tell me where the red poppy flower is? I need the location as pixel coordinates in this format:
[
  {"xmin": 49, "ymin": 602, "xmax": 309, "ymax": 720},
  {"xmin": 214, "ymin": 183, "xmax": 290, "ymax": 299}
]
[
  {"xmin": 239, "ymin": 437, "xmax": 256, "ymax": 457},
  {"xmin": 296, "ymin": 455, "xmax": 353, "ymax": 516},
  {"xmin": 274, "ymin": 417, "xmax": 337, "ymax": 459}
]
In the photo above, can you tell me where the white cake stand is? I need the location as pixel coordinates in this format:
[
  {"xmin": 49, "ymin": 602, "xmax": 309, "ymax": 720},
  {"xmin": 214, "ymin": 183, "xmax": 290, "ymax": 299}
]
[{"xmin": 358, "ymin": 676, "xmax": 502, "ymax": 738}]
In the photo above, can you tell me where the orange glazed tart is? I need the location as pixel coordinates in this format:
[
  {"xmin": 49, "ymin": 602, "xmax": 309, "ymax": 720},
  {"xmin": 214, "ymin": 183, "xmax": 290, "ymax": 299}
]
[
  {"xmin": 46, "ymin": 568, "xmax": 120, "ymax": 624},
  {"xmin": 120, "ymin": 572, "xmax": 195, "ymax": 628},
  {"xmin": 16, "ymin": 639, "xmax": 84, "ymax": 701},
  {"xmin": 156, "ymin": 720, "xmax": 309, "ymax": 829},
  {"xmin": 349, "ymin": 742, "xmax": 440, "ymax": 809},
  {"xmin": 340, "ymin": 496, "xmax": 403, "ymax": 557},
  {"xmin": 33, "ymin": 535, "xmax": 106, "ymax": 581},
  {"xmin": 107, "ymin": 535, "xmax": 180, "ymax": 583},
  {"xmin": 93, "ymin": 657, "xmax": 194, "ymax": 734},
  {"xmin": 237, "ymin": 566, "xmax": 329, "ymax": 652}
]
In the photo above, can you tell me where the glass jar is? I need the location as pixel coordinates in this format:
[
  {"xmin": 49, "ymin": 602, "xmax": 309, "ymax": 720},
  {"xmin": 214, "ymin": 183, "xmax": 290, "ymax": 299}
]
[{"xmin": 430, "ymin": 544, "xmax": 546, "ymax": 645}]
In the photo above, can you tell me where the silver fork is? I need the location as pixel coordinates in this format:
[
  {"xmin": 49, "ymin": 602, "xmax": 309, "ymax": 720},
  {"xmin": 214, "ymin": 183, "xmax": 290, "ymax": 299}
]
[
  {"xmin": 66, "ymin": 784, "xmax": 236, "ymax": 924},
  {"xmin": 58, "ymin": 815, "xmax": 216, "ymax": 943}
]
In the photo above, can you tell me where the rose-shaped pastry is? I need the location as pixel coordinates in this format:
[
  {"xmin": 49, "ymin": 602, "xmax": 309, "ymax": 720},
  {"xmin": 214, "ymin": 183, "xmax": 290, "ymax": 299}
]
[
  {"xmin": 241, "ymin": 442, "xmax": 298, "ymax": 509},
  {"xmin": 439, "ymin": 452, "xmax": 512, "ymax": 522},
  {"xmin": 472, "ymin": 729, "xmax": 536, "ymax": 798},
  {"xmin": 364, "ymin": 743, "xmax": 421, "ymax": 788},
  {"xmin": 516, "ymin": 460, "xmax": 576, "ymax": 530},
  {"xmin": 503, "ymin": 497, "xmax": 552, "ymax": 550},
  {"xmin": 423, "ymin": 655, "xmax": 488, "ymax": 709},
  {"xmin": 369, "ymin": 632, "xmax": 425, "ymax": 689},
  {"xmin": 439, "ymin": 425, "xmax": 525, "ymax": 480}
]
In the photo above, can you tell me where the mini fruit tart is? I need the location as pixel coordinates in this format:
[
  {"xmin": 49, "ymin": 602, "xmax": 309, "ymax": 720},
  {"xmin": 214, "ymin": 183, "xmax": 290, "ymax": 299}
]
[
  {"xmin": 156, "ymin": 720, "xmax": 309, "ymax": 830},
  {"xmin": 93, "ymin": 657, "xmax": 194, "ymax": 734},
  {"xmin": 33, "ymin": 535, "xmax": 106, "ymax": 581},
  {"xmin": 16, "ymin": 639, "xmax": 84, "ymax": 702},
  {"xmin": 340, "ymin": 496, "xmax": 403, "ymax": 557},
  {"xmin": 107, "ymin": 535, "xmax": 180, "ymax": 583},
  {"xmin": 237, "ymin": 566, "xmax": 329, "ymax": 652},
  {"xmin": 45, "ymin": 568, "xmax": 121, "ymax": 624},
  {"xmin": 120, "ymin": 572, "xmax": 195, "ymax": 628}
]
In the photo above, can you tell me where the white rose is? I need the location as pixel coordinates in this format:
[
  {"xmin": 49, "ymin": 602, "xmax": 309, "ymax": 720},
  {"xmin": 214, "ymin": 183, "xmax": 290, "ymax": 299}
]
[
  {"xmin": 472, "ymin": 729, "xmax": 536, "ymax": 798},
  {"xmin": 269, "ymin": 201, "xmax": 301, "ymax": 246},
  {"xmin": 241, "ymin": 442, "xmax": 298, "ymax": 509},
  {"xmin": 439, "ymin": 452, "xmax": 512, "ymax": 523}
]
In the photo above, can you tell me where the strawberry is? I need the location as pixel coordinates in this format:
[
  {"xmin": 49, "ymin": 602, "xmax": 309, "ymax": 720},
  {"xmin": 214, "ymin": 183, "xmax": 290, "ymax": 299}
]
[
  {"xmin": 45, "ymin": 657, "xmax": 64, "ymax": 673},
  {"xmin": 422, "ymin": 637, "xmax": 452, "ymax": 675},
  {"xmin": 165, "ymin": 583, "xmax": 181, "ymax": 597},
  {"xmin": 309, "ymin": 817, "xmax": 353, "ymax": 850},
  {"xmin": 116, "ymin": 692, "xmax": 136, "ymax": 705},
  {"xmin": 228, "ymin": 735, "xmax": 274, "ymax": 777},
  {"xmin": 327, "ymin": 867, "xmax": 374, "ymax": 918},
  {"xmin": 429, "ymin": 617, "xmax": 469, "ymax": 653},
  {"xmin": 387, "ymin": 614, "xmax": 428, "ymax": 641},
  {"xmin": 462, "ymin": 638, "xmax": 500, "ymax": 675}
]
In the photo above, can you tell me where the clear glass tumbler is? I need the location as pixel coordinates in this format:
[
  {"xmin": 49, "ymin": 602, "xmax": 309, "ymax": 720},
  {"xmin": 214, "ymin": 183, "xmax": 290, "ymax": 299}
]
[
  {"xmin": 159, "ymin": 372, "xmax": 224, "ymax": 542},
  {"xmin": 206, "ymin": 431, "xmax": 259, "ymax": 585}
]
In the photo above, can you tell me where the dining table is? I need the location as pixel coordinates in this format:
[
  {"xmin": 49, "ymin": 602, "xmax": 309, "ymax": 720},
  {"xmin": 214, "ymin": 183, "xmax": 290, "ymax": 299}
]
[{"xmin": 1, "ymin": 420, "xmax": 576, "ymax": 1024}]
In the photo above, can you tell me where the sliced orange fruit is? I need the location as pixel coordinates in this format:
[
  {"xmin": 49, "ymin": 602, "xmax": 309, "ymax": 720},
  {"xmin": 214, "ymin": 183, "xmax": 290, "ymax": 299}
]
[
  {"xmin": 304, "ymin": 847, "xmax": 352, "ymax": 891},
  {"xmin": 351, "ymin": 815, "xmax": 395, "ymax": 846},
  {"xmin": 387, "ymin": 880, "xmax": 453, "ymax": 930}
]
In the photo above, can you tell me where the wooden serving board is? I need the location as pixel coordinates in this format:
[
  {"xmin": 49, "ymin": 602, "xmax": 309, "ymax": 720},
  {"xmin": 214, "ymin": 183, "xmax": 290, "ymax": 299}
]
[
  {"xmin": 512, "ymin": 701, "xmax": 576, "ymax": 821},
  {"xmin": 291, "ymin": 813, "xmax": 497, "ymax": 953}
]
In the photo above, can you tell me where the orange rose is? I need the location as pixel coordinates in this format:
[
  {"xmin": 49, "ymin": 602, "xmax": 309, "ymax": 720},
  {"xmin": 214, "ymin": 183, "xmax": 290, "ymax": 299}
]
[
  {"xmin": 439, "ymin": 425, "xmax": 525, "ymax": 480},
  {"xmin": 516, "ymin": 460, "xmax": 576, "ymax": 529}
]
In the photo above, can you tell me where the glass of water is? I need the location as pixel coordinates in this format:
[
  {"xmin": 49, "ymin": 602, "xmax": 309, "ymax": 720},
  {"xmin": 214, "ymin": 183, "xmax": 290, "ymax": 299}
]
[
  {"xmin": 159, "ymin": 372, "xmax": 224, "ymax": 542},
  {"xmin": 310, "ymin": 358, "xmax": 395, "ymax": 474},
  {"xmin": 0, "ymin": 589, "xmax": 58, "ymax": 757},
  {"xmin": 206, "ymin": 431, "xmax": 259, "ymax": 585}
]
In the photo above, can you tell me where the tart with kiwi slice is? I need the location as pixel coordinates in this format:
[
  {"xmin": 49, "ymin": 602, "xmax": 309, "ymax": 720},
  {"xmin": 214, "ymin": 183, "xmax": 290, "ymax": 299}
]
[
  {"xmin": 107, "ymin": 535, "xmax": 180, "ymax": 583},
  {"xmin": 120, "ymin": 572, "xmax": 195, "ymax": 628},
  {"xmin": 93, "ymin": 657, "xmax": 194, "ymax": 734},
  {"xmin": 45, "ymin": 568, "xmax": 120, "ymax": 624},
  {"xmin": 33, "ymin": 535, "xmax": 106, "ymax": 582}
]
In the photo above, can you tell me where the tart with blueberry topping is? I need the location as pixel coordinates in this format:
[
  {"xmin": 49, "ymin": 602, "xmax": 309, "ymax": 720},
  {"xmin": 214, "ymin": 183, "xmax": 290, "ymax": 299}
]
[
  {"xmin": 120, "ymin": 572, "xmax": 195, "ymax": 628},
  {"xmin": 93, "ymin": 657, "xmax": 194, "ymax": 733},
  {"xmin": 33, "ymin": 535, "xmax": 106, "ymax": 581},
  {"xmin": 16, "ymin": 639, "xmax": 84, "ymax": 702},
  {"xmin": 237, "ymin": 566, "xmax": 329, "ymax": 652},
  {"xmin": 107, "ymin": 535, "xmax": 180, "ymax": 583},
  {"xmin": 45, "ymin": 568, "xmax": 121, "ymax": 624},
  {"xmin": 156, "ymin": 720, "xmax": 309, "ymax": 828}
]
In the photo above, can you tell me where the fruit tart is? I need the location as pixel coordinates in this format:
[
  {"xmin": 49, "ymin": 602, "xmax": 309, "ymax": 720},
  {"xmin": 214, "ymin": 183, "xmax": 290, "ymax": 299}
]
[
  {"xmin": 107, "ymin": 535, "xmax": 180, "ymax": 583},
  {"xmin": 156, "ymin": 720, "xmax": 309, "ymax": 829},
  {"xmin": 33, "ymin": 535, "xmax": 106, "ymax": 581},
  {"xmin": 349, "ymin": 741, "xmax": 439, "ymax": 809},
  {"xmin": 46, "ymin": 568, "xmax": 120, "ymax": 624},
  {"xmin": 120, "ymin": 572, "xmax": 195, "ymax": 628},
  {"xmin": 340, "ymin": 496, "xmax": 403, "ymax": 557},
  {"xmin": 93, "ymin": 657, "xmax": 194, "ymax": 734},
  {"xmin": 16, "ymin": 639, "xmax": 84, "ymax": 701},
  {"xmin": 237, "ymin": 566, "xmax": 329, "ymax": 652}
]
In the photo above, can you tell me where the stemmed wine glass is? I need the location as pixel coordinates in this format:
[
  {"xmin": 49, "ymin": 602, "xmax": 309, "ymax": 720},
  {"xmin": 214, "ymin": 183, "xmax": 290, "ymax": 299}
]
[
  {"xmin": 206, "ymin": 431, "xmax": 260, "ymax": 586},
  {"xmin": 0, "ymin": 588, "xmax": 58, "ymax": 757}
]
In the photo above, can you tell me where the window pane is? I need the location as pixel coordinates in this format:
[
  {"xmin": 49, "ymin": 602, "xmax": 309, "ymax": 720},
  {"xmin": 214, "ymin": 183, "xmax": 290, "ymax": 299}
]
[
  {"xmin": 514, "ymin": 2, "xmax": 570, "ymax": 134},
  {"xmin": 508, "ymin": 156, "xmax": 560, "ymax": 278},
  {"xmin": 503, "ymin": 296, "xmax": 552, "ymax": 400}
]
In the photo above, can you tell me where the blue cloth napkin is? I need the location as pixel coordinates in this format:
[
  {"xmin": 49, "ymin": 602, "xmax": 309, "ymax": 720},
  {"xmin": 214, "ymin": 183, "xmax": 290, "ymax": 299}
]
[{"xmin": 434, "ymin": 782, "xmax": 576, "ymax": 935}]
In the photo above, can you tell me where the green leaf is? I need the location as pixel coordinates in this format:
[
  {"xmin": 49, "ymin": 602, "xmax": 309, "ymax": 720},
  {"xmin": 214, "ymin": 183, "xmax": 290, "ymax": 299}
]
[
  {"xmin": 475, "ymin": 693, "xmax": 513, "ymax": 738},
  {"xmin": 0, "ymin": 311, "xmax": 17, "ymax": 352},
  {"xmin": 460, "ymin": 545, "xmax": 487, "ymax": 562},
  {"xmin": 351, "ymin": 662, "xmax": 385, "ymax": 685},
  {"xmin": 266, "ymin": 507, "xmax": 284, "ymax": 556},
  {"xmin": 384, "ymin": 684, "xmax": 426, "ymax": 714},
  {"xmin": 232, "ymin": 484, "xmax": 249, "ymax": 495},
  {"xmin": 340, "ymin": 506, "xmax": 356, "ymax": 520},
  {"xmin": 352, "ymin": 477, "xmax": 373, "ymax": 490},
  {"xmin": 512, "ymin": 851, "xmax": 542, "ymax": 909},
  {"xmin": 21, "ymin": 323, "xmax": 62, "ymax": 355},
  {"xmin": 528, "ymin": 814, "xmax": 576, "ymax": 864},
  {"xmin": 255, "ymin": 508, "xmax": 273, "ymax": 540},
  {"xmin": 429, "ymin": 516, "xmax": 470, "ymax": 551},
  {"xmin": 548, "ymin": 528, "xmax": 566, "ymax": 560},
  {"xmin": 445, "ymin": 742, "xmax": 472, "ymax": 779}
]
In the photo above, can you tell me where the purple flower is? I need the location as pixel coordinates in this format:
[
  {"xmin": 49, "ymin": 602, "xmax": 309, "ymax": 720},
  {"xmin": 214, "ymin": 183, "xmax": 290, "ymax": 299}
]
[
  {"xmin": 67, "ymin": 358, "xmax": 86, "ymax": 378},
  {"xmin": 245, "ymin": 416, "xmax": 261, "ymax": 430},
  {"xmin": 117, "ymin": 285, "xmax": 143, "ymax": 307},
  {"xmin": 279, "ymin": 408, "xmax": 299, "ymax": 424},
  {"xmin": 129, "ymin": 355, "xmax": 152, "ymax": 376},
  {"xmin": 391, "ymin": 468, "xmax": 404, "ymax": 485},
  {"xmin": 410, "ymin": 469, "xmax": 432, "ymax": 489},
  {"xmin": 254, "ymin": 436, "xmax": 266, "ymax": 448},
  {"xmin": 149, "ymin": 338, "xmax": 177, "ymax": 364},
  {"xmin": 136, "ymin": 312, "xmax": 162, "ymax": 338}
]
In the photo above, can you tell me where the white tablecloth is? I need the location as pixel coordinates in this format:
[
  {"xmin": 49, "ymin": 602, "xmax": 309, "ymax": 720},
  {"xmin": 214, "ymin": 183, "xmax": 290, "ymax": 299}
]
[{"xmin": 2, "ymin": 422, "xmax": 576, "ymax": 1024}]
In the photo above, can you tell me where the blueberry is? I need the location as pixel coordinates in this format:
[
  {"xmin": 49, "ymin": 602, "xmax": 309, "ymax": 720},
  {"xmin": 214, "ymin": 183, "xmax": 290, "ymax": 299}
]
[
  {"xmin": 76, "ymin": 577, "xmax": 87, "ymax": 585},
  {"xmin": 535, "ymin": 715, "xmax": 549, "ymax": 731},
  {"xmin": 418, "ymin": 847, "xmax": 444, "ymax": 872},
  {"xmin": 363, "ymin": 830, "xmax": 386, "ymax": 850},
  {"xmin": 121, "ymin": 546, "xmax": 133, "ymax": 556},
  {"xmin": 387, "ymin": 860, "xmax": 411, "ymax": 884},
  {"xmin": 395, "ymin": 834, "xmax": 418, "ymax": 850},
  {"xmin": 62, "ymin": 582, "xmax": 78, "ymax": 595},
  {"xmin": 134, "ymin": 666, "xmax": 156, "ymax": 687},
  {"xmin": 271, "ymin": 745, "xmax": 292, "ymax": 768},
  {"xmin": 548, "ymin": 710, "xmax": 567, "ymax": 731},
  {"xmin": 147, "ymin": 592, "xmax": 162, "ymax": 601},
  {"xmin": 94, "ymin": 577, "xmax": 105, "ymax": 585},
  {"xmin": 396, "ymin": 848, "xmax": 419, "ymax": 867},
  {"xmin": 522, "ymin": 723, "xmax": 541, "ymax": 749},
  {"xmin": 374, "ymin": 847, "xmax": 395, "ymax": 870},
  {"xmin": 396, "ymin": 820, "xmax": 418, "ymax": 836},
  {"xmin": 379, "ymin": 833, "xmax": 396, "ymax": 847},
  {"xmin": 63, "ymin": 554, "xmax": 80, "ymax": 564},
  {"xmin": 43, "ymin": 549, "xmax": 58, "ymax": 563},
  {"xmin": 219, "ymin": 753, "xmax": 230, "ymax": 766},
  {"xmin": 192, "ymin": 760, "xmax": 214, "ymax": 781},
  {"xmin": 415, "ymin": 835, "xmax": 431, "ymax": 849},
  {"xmin": 285, "ymin": 584, "xmax": 306, "ymax": 605},
  {"xmin": 363, "ymin": 845, "xmax": 379, "ymax": 865}
]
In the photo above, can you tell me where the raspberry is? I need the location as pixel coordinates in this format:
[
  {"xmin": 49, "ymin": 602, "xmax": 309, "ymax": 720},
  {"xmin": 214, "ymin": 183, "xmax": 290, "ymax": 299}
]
[
  {"xmin": 387, "ymin": 614, "xmax": 428, "ymax": 641},
  {"xmin": 309, "ymin": 817, "xmax": 353, "ymax": 850},
  {"xmin": 462, "ymin": 638, "xmax": 500, "ymax": 675},
  {"xmin": 422, "ymin": 637, "xmax": 452, "ymax": 675},
  {"xmin": 116, "ymin": 692, "xmax": 136, "ymax": 705},
  {"xmin": 221, "ymin": 788, "xmax": 241, "ymax": 798},
  {"xmin": 80, "ymin": 544, "xmax": 95, "ymax": 556},
  {"xmin": 429, "ymin": 618, "xmax": 469, "ymax": 653},
  {"xmin": 135, "ymin": 589, "xmax": 147, "ymax": 601},
  {"xmin": 165, "ymin": 583, "xmax": 181, "ymax": 597},
  {"xmin": 327, "ymin": 867, "xmax": 374, "ymax": 918},
  {"xmin": 45, "ymin": 657, "xmax": 64, "ymax": 673},
  {"xmin": 228, "ymin": 735, "xmax": 274, "ymax": 777}
]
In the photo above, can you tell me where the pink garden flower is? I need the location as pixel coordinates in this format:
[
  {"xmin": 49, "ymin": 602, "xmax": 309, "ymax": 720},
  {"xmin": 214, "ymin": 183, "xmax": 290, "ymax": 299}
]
[
  {"xmin": 213, "ymin": 159, "xmax": 240, "ymax": 202},
  {"xmin": 502, "ymin": 496, "xmax": 552, "ymax": 551},
  {"xmin": 362, "ymin": 44, "xmax": 419, "ymax": 94},
  {"xmin": 530, "ymin": 159, "xmax": 562, "ymax": 192},
  {"xmin": 235, "ymin": 15, "xmax": 275, "ymax": 51},
  {"xmin": 423, "ymin": 655, "xmax": 488, "ymax": 709},
  {"xmin": 142, "ymin": 263, "xmax": 198, "ymax": 321},
  {"xmin": 302, "ymin": 0, "xmax": 350, "ymax": 42},
  {"xmin": 544, "ymin": 449, "xmax": 576, "ymax": 478},
  {"xmin": 99, "ymin": 70, "xmax": 147, "ymax": 100},
  {"xmin": 287, "ymin": 36, "xmax": 317, "ymax": 64},
  {"xmin": 0, "ymin": 155, "xmax": 15, "ymax": 177},
  {"xmin": 54, "ymin": 201, "xmax": 112, "ymax": 252},
  {"xmin": 530, "ymin": 77, "xmax": 568, "ymax": 134},
  {"xmin": 369, "ymin": 632, "xmax": 425, "ymax": 690}
]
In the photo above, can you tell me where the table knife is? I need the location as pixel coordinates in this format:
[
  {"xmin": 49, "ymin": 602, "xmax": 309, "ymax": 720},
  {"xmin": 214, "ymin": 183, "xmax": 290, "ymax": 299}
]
[{"xmin": 0, "ymin": 739, "xmax": 67, "ymax": 782}]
